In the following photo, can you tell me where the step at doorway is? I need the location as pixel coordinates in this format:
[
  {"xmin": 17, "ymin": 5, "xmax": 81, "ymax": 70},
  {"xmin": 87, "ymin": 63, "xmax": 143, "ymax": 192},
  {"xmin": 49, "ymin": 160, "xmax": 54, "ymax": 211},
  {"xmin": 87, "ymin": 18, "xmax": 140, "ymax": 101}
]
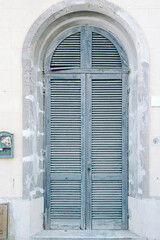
[{"xmin": 31, "ymin": 230, "xmax": 145, "ymax": 240}]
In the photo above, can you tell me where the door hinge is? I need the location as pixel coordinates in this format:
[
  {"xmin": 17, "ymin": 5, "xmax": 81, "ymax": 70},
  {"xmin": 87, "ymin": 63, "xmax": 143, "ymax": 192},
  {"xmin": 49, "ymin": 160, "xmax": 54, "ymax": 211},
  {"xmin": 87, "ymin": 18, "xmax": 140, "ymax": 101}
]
[
  {"xmin": 43, "ymin": 86, "xmax": 46, "ymax": 94},
  {"xmin": 42, "ymin": 150, "xmax": 46, "ymax": 157},
  {"xmin": 127, "ymin": 212, "xmax": 130, "ymax": 219},
  {"xmin": 43, "ymin": 208, "xmax": 47, "ymax": 229},
  {"xmin": 40, "ymin": 70, "xmax": 45, "ymax": 75},
  {"xmin": 127, "ymin": 88, "xmax": 130, "ymax": 93}
]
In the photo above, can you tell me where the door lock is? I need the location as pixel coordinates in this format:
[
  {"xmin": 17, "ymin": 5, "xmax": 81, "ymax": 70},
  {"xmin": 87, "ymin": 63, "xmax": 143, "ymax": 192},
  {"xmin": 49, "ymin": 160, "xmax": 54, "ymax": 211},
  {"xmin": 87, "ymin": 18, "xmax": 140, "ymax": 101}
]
[{"xmin": 88, "ymin": 163, "xmax": 94, "ymax": 171}]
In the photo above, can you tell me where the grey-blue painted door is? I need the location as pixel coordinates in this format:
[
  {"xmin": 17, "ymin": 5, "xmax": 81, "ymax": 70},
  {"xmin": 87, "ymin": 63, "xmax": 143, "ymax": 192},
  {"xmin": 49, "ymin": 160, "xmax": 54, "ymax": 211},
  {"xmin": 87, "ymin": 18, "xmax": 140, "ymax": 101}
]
[{"xmin": 45, "ymin": 26, "xmax": 128, "ymax": 230}]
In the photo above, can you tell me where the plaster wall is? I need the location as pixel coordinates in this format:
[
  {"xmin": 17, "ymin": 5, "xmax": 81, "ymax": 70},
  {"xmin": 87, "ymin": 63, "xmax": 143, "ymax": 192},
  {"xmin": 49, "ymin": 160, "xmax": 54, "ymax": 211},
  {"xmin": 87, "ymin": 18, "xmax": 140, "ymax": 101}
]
[
  {"xmin": 0, "ymin": 0, "xmax": 160, "ymax": 240},
  {"xmin": 129, "ymin": 197, "xmax": 160, "ymax": 240},
  {"xmin": 0, "ymin": 0, "xmax": 160, "ymax": 198},
  {"xmin": 0, "ymin": 197, "xmax": 43, "ymax": 240}
]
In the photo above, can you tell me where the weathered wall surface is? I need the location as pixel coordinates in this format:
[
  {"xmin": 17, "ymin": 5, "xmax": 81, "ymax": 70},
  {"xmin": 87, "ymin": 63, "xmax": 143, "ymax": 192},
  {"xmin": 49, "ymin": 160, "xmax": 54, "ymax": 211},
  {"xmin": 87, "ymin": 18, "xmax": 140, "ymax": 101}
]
[
  {"xmin": 0, "ymin": 0, "xmax": 160, "ymax": 239},
  {"xmin": 0, "ymin": 197, "xmax": 43, "ymax": 240},
  {"xmin": 129, "ymin": 197, "xmax": 160, "ymax": 240},
  {"xmin": 0, "ymin": 0, "xmax": 160, "ymax": 198}
]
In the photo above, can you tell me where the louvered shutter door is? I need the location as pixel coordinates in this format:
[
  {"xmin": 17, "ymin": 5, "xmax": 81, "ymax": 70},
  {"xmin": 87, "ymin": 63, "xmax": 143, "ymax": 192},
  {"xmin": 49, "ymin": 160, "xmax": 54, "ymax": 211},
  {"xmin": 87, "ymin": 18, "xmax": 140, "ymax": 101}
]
[
  {"xmin": 92, "ymin": 32, "xmax": 122, "ymax": 69},
  {"xmin": 49, "ymin": 75, "xmax": 82, "ymax": 229},
  {"xmin": 46, "ymin": 26, "xmax": 128, "ymax": 230},
  {"xmin": 50, "ymin": 32, "xmax": 81, "ymax": 70},
  {"xmin": 90, "ymin": 30, "xmax": 126, "ymax": 229},
  {"xmin": 91, "ymin": 74, "xmax": 123, "ymax": 229},
  {"xmin": 49, "ymin": 31, "xmax": 82, "ymax": 229}
]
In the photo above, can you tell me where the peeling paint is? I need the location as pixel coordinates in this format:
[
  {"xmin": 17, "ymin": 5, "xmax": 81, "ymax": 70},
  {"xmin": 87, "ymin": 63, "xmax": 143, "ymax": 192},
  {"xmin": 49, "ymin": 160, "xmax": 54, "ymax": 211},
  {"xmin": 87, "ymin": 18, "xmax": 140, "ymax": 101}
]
[
  {"xmin": 138, "ymin": 160, "xmax": 146, "ymax": 184},
  {"xmin": 37, "ymin": 131, "xmax": 44, "ymax": 136},
  {"xmin": 38, "ymin": 109, "xmax": 44, "ymax": 114},
  {"xmin": 23, "ymin": 155, "xmax": 34, "ymax": 162},
  {"xmin": 23, "ymin": 129, "xmax": 34, "ymax": 138},
  {"xmin": 25, "ymin": 95, "xmax": 34, "ymax": 102},
  {"xmin": 30, "ymin": 187, "xmax": 44, "ymax": 199},
  {"xmin": 25, "ymin": 173, "xmax": 33, "ymax": 190},
  {"xmin": 37, "ymin": 81, "xmax": 43, "ymax": 88},
  {"xmin": 39, "ymin": 156, "xmax": 44, "ymax": 162},
  {"xmin": 138, "ymin": 188, "xmax": 143, "ymax": 195}
]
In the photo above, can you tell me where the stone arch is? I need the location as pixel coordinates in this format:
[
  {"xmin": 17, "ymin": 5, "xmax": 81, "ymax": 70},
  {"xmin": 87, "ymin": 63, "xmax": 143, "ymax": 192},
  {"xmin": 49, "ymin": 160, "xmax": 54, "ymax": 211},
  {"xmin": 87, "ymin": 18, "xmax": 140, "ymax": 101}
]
[{"xmin": 22, "ymin": 0, "xmax": 149, "ymax": 212}]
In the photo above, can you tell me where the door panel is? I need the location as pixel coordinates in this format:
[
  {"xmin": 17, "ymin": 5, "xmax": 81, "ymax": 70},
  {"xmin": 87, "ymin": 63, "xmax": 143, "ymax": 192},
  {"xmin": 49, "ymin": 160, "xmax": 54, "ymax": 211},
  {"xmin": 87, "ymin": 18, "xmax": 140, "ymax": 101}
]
[
  {"xmin": 49, "ymin": 75, "xmax": 82, "ymax": 229},
  {"xmin": 45, "ymin": 26, "xmax": 128, "ymax": 230},
  {"xmin": 91, "ymin": 75, "xmax": 123, "ymax": 229},
  {"xmin": 47, "ymin": 73, "xmax": 127, "ymax": 230}
]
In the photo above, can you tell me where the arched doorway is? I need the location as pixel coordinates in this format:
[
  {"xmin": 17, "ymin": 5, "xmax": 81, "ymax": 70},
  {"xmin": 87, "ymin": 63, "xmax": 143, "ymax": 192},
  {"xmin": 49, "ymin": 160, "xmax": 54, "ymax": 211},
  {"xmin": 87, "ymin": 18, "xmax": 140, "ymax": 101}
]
[
  {"xmin": 44, "ymin": 26, "xmax": 128, "ymax": 230},
  {"xmin": 22, "ymin": 1, "xmax": 149, "ymax": 238}
]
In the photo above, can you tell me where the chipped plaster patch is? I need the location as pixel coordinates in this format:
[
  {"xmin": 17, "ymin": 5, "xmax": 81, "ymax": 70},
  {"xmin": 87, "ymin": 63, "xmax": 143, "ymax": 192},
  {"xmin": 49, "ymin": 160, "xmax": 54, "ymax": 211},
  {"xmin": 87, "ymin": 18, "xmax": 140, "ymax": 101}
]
[
  {"xmin": 37, "ymin": 101, "xmax": 44, "ymax": 117},
  {"xmin": 39, "ymin": 169, "xmax": 44, "ymax": 174},
  {"xmin": 138, "ymin": 161, "xmax": 146, "ymax": 184},
  {"xmin": 129, "ymin": 176, "xmax": 134, "ymax": 186},
  {"xmin": 39, "ymin": 155, "xmax": 44, "ymax": 162},
  {"xmin": 25, "ymin": 95, "xmax": 34, "ymax": 102},
  {"xmin": 38, "ymin": 131, "xmax": 44, "ymax": 136},
  {"xmin": 30, "ymin": 187, "xmax": 44, "ymax": 199},
  {"xmin": 39, "ymin": 109, "xmax": 44, "ymax": 114},
  {"xmin": 23, "ymin": 128, "xmax": 34, "ymax": 138},
  {"xmin": 25, "ymin": 173, "xmax": 33, "ymax": 190},
  {"xmin": 37, "ymin": 81, "xmax": 43, "ymax": 88},
  {"xmin": 138, "ymin": 188, "xmax": 143, "ymax": 195},
  {"xmin": 23, "ymin": 155, "xmax": 34, "ymax": 162}
]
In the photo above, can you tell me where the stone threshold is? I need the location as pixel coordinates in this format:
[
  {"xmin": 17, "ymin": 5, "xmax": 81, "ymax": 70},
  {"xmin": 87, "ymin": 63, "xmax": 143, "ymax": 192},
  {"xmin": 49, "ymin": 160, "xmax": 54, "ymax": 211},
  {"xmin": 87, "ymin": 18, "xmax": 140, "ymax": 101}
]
[{"xmin": 31, "ymin": 230, "xmax": 145, "ymax": 240}]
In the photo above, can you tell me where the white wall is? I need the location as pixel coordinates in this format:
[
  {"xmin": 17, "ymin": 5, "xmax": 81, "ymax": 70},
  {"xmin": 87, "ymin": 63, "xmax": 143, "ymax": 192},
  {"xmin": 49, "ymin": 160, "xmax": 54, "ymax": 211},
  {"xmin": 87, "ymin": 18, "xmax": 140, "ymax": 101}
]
[
  {"xmin": 0, "ymin": 197, "xmax": 43, "ymax": 240},
  {"xmin": 129, "ymin": 197, "xmax": 160, "ymax": 240},
  {"xmin": 0, "ymin": 0, "xmax": 160, "ymax": 210},
  {"xmin": 0, "ymin": 0, "xmax": 160, "ymax": 239},
  {"xmin": 0, "ymin": 0, "xmax": 159, "ymax": 198}
]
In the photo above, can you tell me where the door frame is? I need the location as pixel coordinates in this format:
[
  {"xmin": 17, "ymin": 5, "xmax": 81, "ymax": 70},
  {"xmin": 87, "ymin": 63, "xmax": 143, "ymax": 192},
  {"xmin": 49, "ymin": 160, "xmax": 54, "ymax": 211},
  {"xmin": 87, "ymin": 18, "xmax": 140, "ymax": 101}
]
[
  {"xmin": 44, "ymin": 71, "xmax": 128, "ymax": 231},
  {"xmin": 44, "ymin": 26, "xmax": 129, "ymax": 230},
  {"xmin": 22, "ymin": 2, "xmax": 150, "ymax": 236}
]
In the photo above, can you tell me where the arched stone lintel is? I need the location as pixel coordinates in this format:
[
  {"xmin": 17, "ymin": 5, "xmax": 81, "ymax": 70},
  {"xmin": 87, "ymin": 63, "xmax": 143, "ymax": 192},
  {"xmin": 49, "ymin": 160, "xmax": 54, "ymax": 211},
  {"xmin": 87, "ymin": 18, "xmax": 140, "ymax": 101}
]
[{"xmin": 22, "ymin": 0, "xmax": 149, "ymax": 199}]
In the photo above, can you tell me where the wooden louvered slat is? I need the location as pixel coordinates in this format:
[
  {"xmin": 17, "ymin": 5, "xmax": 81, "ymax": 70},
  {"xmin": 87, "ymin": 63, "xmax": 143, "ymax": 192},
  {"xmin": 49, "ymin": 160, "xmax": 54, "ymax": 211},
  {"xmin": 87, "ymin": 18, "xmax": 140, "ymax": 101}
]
[
  {"xmin": 92, "ymin": 32, "xmax": 122, "ymax": 69},
  {"xmin": 50, "ymin": 180, "xmax": 81, "ymax": 219},
  {"xmin": 50, "ymin": 32, "xmax": 81, "ymax": 70},
  {"xmin": 92, "ymin": 180, "xmax": 122, "ymax": 218},
  {"xmin": 91, "ymin": 78, "xmax": 123, "ymax": 229},
  {"xmin": 50, "ymin": 78, "xmax": 81, "ymax": 229}
]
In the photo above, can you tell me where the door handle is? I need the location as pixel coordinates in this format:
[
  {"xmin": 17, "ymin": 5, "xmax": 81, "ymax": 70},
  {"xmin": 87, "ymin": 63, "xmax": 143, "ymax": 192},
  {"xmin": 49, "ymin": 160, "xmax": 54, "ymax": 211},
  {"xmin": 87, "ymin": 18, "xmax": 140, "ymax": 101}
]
[{"xmin": 88, "ymin": 163, "xmax": 94, "ymax": 171}]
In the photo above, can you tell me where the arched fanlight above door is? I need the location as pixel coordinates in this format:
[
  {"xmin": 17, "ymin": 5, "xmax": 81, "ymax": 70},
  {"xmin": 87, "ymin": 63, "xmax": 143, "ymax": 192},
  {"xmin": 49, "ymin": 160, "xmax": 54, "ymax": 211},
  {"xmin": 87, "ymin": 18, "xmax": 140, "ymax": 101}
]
[{"xmin": 45, "ymin": 26, "xmax": 128, "ymax": 72}]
